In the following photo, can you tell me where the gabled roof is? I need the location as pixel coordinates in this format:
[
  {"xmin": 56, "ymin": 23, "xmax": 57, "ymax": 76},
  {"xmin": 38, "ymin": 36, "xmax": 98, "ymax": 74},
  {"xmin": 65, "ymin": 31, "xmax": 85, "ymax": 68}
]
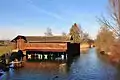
[
  {"xmin": 11, "ymin": 35, "xmax": 71, "ymax": 43},
  {"xmin": 11, "ymin": 35, "xmax": 27, "ymax": 42}
]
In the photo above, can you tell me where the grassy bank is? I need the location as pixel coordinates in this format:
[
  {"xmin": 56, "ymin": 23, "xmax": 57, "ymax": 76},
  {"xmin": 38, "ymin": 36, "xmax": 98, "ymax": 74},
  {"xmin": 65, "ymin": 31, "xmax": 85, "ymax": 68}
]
[
  {"xmin": 96, "ymin": 42, "xmax": 120, "ymax": 64},
  {"xmin": 80, "ymin": 43, "xmax": 89, "ymax": 50},
  {"xmin": 80, "ymin": 43, "xmax": 89, "ymax": 48},
  {"xmin": 0, "ymin": 45, "xmax": 13, "ymax": 56}
]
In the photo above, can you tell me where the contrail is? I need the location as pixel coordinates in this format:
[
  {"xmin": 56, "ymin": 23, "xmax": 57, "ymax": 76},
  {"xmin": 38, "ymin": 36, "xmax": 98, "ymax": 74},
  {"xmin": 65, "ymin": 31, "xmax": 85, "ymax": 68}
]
[{"xmin": 26, "ymin": 0, "xmax": 71, "ymax": 23}]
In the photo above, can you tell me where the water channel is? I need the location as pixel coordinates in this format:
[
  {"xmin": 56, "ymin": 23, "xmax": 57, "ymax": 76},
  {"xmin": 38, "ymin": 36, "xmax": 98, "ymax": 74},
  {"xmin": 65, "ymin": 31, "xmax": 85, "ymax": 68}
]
[{"xmin": 1, "ymin": 48, "xmax": 120, "ymax": 80}]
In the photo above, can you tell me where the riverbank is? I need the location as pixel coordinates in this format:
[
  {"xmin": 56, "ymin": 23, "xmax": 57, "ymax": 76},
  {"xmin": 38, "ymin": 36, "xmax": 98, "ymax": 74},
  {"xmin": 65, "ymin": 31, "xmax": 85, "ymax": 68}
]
[
  {"xmin": 80, "ymin": 43, "xmax": 89, "ymax": 53},
  {"xmin": 96, "ymin": 47, "xmax": 120, "ymax": 64},
  {"xmin": 80, "ymin": 43, "xmax": 89, "ymax": 49}
]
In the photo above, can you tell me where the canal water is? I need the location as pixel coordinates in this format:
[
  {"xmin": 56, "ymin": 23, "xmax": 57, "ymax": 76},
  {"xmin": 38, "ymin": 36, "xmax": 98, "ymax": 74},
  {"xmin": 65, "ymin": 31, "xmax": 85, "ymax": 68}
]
[{"xmin": 1, "ymin": 48, "xmax": 120, "ymax": 80}]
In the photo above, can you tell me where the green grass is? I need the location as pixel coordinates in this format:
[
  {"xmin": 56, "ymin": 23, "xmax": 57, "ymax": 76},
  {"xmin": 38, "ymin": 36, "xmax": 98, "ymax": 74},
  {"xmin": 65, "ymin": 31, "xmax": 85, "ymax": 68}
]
[{"xmin": 0, "ymin": 45, "xmax": 13, "ymax": 56}]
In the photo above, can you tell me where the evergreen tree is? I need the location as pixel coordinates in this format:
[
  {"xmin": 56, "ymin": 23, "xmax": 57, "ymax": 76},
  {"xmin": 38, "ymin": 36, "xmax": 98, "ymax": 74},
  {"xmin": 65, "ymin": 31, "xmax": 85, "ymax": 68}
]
[{"xmin": 69, "ymin": 23, "xmax": 81, "ymax": 43}]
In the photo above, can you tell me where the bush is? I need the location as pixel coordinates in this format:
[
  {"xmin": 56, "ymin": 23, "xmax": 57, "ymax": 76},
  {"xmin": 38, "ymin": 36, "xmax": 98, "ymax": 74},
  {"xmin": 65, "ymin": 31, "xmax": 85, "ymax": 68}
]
[{"xmin": 95, "ymin": 25, "xmax": 115, "ymax": 52}]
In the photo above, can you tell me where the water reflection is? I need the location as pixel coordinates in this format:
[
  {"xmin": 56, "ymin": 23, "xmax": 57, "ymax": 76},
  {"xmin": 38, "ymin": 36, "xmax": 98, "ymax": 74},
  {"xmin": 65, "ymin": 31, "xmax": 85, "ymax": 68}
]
[
  {"xmin": 1, "ymin": 60, "xmax": 70, "ymax": 80},
  {"xmin": 1, "ymin": 48, "xmax": 120, "ymax": 80},
  {"xmin": 68, "ymin": 48, "xmax": 118, "ymax": 80}
]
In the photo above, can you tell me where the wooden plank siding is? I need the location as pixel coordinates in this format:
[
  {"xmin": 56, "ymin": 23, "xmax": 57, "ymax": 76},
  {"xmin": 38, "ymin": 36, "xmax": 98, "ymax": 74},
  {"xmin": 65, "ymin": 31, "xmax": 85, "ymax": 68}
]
[
  {"xmin": 25, "ymin": 43, "xmax": 67, "ymax": 52},
  {"xmin": 11, "ymin": 35, "xmax": 70, "ymax": 52},
  {"xmin": 25, "ymin": 43, "xmax": 67, "ymax": 49}
]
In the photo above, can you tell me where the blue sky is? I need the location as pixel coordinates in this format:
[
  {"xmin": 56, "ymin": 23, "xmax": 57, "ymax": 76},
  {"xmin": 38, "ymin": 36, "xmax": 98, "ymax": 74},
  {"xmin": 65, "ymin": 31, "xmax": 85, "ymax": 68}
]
[{"xmin": 0, "ymin": 0, "xmax": 108, "ymax": 39}]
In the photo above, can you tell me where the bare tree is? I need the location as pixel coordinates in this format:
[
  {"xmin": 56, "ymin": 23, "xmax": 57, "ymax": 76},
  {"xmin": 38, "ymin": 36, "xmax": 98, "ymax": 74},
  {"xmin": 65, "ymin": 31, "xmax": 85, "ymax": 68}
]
[
  {"xmin": 96, "ymin": 0, "xmax": 120, "ymax": 62},
  {"xmin": 62, "ymin": 32, "xmax": 67, "ymax": 36},
  {"xmin": 82, "ymin": 32, "xmax": 89, "ymax": 41},
  {"xmin": 44, "ymin": 27, "xmax": 53, "ymax": 36},
  {"xmin": 110, "ymin": 0, "xmax": 120, "ymax": 27},
  {"xmin": 97, "ymin": 0, "xmax": 120, "ymax": 37}
]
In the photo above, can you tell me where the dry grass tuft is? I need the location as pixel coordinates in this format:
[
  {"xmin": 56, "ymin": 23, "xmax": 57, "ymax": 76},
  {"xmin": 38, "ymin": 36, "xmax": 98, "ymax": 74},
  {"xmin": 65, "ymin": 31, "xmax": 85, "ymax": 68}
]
[{"xmin": 109, "ymin": 42, "xmax": 120, "ymax": 63}]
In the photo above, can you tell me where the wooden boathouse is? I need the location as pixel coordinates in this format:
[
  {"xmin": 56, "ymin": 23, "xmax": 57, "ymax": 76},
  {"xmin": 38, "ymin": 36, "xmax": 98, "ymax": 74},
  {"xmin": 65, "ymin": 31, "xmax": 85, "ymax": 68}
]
[{"xmin": 11, "ymin": 35, "xmax": 80, "ymax": 61}]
